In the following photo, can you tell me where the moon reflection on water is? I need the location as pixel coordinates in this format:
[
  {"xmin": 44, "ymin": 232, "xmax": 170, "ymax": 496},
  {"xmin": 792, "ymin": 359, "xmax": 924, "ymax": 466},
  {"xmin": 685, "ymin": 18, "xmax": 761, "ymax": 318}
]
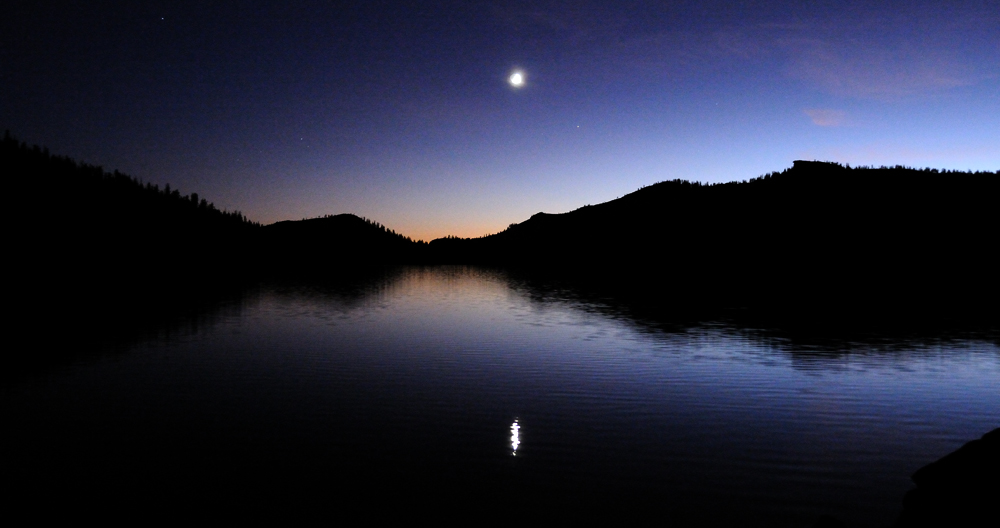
[{"xmin": 510, "ymin": 419, "xmax": 520, "ymax": 456}]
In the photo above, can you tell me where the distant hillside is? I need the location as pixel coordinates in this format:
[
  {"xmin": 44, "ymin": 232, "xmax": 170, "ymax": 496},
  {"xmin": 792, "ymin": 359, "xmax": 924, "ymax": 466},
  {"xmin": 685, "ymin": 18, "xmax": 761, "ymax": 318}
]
[
  {"xmin": 6, "ymin": 130, "xmax": 996, "ymax": 314},
  {"xmin": 259, "ymin": 214, "xmax": 427, "ymax": 274},
  {"xmin": 431, "ymin": 160, "xmax": 999, "ymax": 312},
  {"xmin": 3, "ymin": 131, "xmax": 260, "ymax": 288},
  {"xmin": 3, "ymin": 131, "xmax": 264, "ymax": 373},
  {"xmin": 1, "ymin": 132, "xmax": 427, "ymax": 284}
]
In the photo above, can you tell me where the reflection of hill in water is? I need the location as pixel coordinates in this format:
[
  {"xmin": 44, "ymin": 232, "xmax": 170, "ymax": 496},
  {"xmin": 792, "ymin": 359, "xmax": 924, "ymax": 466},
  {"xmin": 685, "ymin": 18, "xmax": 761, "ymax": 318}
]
[
  {"xmin": 14, "ymin": 264, "xmax": 996, "ymax": 383},
  {"xmin": 267, "ymin": 264, "xmax": 1000, "ymax": 360},
  {"xmin": 8, "ymin": 283, "xmax": 256, "ymax": 383},
  {"xmin": 262, "ymin": 265, "xmax": 414, "ymax": 307},
  {"xmin": 7, "ymin": 264, "xmax": 997, "ymax": 525},
  {"xmin": 497, "ymin": 267, "xmax": 1000, "ymax": 358}
]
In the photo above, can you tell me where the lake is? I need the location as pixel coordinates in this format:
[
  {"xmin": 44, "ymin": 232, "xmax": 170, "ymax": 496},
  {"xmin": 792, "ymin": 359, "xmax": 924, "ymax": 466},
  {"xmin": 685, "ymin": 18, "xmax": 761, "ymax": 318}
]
[{"xmin": 5, "ymin": 266, "xmax": 999, "ymax": 525}]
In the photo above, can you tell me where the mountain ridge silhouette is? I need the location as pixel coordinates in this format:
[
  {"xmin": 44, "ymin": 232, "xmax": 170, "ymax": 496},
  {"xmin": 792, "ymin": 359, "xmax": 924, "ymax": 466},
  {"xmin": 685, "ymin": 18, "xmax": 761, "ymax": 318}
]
[{"xmin": 5, "ymin": 131, "xmax": 997, "ymax": 316}]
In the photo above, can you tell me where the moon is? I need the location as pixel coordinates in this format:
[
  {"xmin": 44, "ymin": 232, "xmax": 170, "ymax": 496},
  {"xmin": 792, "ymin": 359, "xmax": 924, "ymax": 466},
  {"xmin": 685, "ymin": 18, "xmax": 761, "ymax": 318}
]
[{"xmin": 509, "ymin": 71, "xmax": 524, "ymax": 87}]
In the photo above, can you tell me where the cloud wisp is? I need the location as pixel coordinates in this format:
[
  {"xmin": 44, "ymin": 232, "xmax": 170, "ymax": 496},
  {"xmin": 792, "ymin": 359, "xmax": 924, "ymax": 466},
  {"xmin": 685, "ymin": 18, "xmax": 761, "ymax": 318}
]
[
  {"xmin": 783, "ymin": 38, "xmax": 977, "ymax": 100},
  {"xmin": 804, "ymin": 108, "xmax": 846, "ymax": 127}
]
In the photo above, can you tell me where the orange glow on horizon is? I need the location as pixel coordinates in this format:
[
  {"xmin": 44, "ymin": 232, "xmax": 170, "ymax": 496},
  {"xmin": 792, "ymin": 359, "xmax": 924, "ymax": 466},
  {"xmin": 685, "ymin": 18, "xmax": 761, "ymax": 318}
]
[{"xmin": 400, "ymin": 220, "xmax": 512, "ymax": 243}]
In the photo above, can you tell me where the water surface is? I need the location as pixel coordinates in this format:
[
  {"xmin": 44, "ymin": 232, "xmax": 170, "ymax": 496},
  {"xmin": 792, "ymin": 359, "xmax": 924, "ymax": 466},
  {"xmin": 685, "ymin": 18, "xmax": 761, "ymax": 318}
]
[{"xmin": 6, "ymin": 266, "xmax": 999, "ymax": 525}]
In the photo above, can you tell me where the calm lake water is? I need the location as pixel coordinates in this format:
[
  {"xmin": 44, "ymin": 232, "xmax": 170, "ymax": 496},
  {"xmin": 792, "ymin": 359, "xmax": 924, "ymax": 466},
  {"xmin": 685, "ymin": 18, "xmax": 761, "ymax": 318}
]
[{"xmin": 6, "ymin": 266, "xmax": 999, "ymax": 525}]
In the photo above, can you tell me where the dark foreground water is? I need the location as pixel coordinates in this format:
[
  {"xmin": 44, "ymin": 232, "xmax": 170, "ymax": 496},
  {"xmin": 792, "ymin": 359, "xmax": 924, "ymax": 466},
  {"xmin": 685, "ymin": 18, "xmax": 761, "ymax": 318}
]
[{"xmin": 5, "ymin": 267, "xmax": 999, "ymax": 525}]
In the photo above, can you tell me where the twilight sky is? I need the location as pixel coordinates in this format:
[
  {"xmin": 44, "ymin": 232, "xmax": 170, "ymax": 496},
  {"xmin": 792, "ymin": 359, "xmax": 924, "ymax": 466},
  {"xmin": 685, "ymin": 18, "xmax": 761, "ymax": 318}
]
[{"xmin": 3, "ymin": 1, "xmax": 998, "ymax": 240}]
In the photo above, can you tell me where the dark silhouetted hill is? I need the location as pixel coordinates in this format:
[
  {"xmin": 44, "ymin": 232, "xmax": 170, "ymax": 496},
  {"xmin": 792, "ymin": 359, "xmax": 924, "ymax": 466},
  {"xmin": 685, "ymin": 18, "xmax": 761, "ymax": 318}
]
[
  {"xmin": 2, "ymin": 131, "xmax": 431, "ymax": 285},
  {"xmin": 259, "ymin": 214, "xmax": 427, "ymax": 275},
  {"xmin": 430, "ymin": 160, "xmax": 998, "ymax": 317},
  {"xmin": 3, "ymin": 131, "xmax": 262, "ymax": 376},
  {"xmin": 3, "ymin": 130, "xmax": 260, "ymax": 290},
  {"xmin": 896, "ymin": 428, "xmax": 1000, "ymax": 527},
  {"xmin": 6, "ymin": 130, "xmax": 997, "ymax": 320}
]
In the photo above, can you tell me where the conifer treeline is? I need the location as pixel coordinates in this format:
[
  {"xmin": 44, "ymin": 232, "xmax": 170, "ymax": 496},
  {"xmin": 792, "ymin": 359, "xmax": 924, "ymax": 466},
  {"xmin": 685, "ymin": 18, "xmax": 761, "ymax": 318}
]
[
  {"xmin": 4, "ymin": 131, "xmax": 997, "ymax": 315},
  {"xmin": 3, "ymin": 131, "xmax": 261, "ymax": 291},
  {"xmin": 260, "ymin": 213, "xmax": 429, "ymax": 272},
  {"xmin": 428, "ymin": 160, "xmax": 999, "ymax": 314},
  {"xmin": 2, "ymin": 130, "xmax": 258, "ymax": 230}
]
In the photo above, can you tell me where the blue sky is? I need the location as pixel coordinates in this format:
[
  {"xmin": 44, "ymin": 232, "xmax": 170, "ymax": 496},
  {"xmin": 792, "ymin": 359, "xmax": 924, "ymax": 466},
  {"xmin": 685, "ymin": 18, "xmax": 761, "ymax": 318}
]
[{"xmin": 3, "ymin": 1, "xmax": 997, "ymax": 240}]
